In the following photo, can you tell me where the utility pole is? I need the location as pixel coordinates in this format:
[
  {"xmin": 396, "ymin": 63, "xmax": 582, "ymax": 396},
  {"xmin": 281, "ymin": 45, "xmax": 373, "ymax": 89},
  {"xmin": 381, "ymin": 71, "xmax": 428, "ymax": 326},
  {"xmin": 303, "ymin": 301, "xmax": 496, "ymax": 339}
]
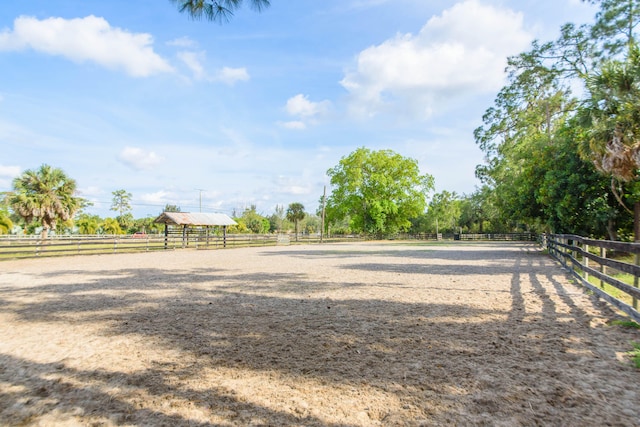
[
  {"xmin": 320, "ymin": 185, "xmax": 326, "ymax": 243},
  {"xmin": 196, "ymin": 189, "xmax": 205, "ymax": 213}
]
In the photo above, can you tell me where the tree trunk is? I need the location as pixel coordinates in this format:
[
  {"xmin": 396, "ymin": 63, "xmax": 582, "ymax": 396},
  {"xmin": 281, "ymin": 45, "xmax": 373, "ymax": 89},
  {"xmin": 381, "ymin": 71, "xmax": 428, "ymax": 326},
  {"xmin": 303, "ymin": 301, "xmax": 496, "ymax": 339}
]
[
  {"xmin": 607, "ymin": 218, "xmax": 618, "ymax": 241},
  {"xmin": 635, "ymin": 200, "xmax": 640, "ymax": 243}
]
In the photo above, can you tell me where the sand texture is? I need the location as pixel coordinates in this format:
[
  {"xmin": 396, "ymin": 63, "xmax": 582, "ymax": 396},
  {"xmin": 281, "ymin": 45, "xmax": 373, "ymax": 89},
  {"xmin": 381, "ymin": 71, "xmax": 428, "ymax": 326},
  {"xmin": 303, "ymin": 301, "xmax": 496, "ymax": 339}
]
[{"xmin": 0, "ymin": 241, "xmax": 639, "ymax": 426}]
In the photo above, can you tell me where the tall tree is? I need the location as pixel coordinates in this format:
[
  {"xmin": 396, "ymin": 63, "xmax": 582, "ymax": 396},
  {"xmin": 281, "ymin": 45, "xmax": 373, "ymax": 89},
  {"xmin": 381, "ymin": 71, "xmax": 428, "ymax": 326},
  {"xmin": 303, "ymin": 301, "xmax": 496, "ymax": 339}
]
[
  {"xmin": 76, "ymin": 214, "xmax": 101, "ymax": 235},
  {"xmin": 111, "ymin": 190, "xmax": 132, "ymax": 217},
  {"xmin": 171, "ymin": 0, "xmax": 270, "ymax": 23},
  {"xmin": 587, "ymin": 0, "xmax": 640, "ymax": 58},
  {"xmin": 10, "ymin": 164, "xmax": 83, "ymax": 239},
  {"xmin": 102, "ymin": 218, "xmax": 124, "ymax": 235},
  {"xmin": 286, "ymin": 202, "xmax": 305, "ymax": 241},
  {"xmin": 133, "ymin": 217, "xmax": 163, "ymax": 234},
  {"xmin": 0, "ymin": 193, "xmax": 12, "ymax": 234},
  {"xmin": 326, "ymin": 147, "xmax": 434, "ymax": 237},
  {"xmin": 235, "ymin": 205, "xmax": 269, "ymax": 234},
  {"xmin": 457, "ymin": 186, "xmax": 502, "ymax": 233},
  {"xmin": 0, "ymin": 211, "xmax": 12, "ymax": 234},
  {"xmin": 578, "ymin": 44, "xmax": 640, "ymax": 239},
  {"xmin": 473, "ymin": 0, "xmax": 640, "ymax": 238},
  {"xmin": 268, "ymin": 204, "xmax": 286, "ymax": 233},
  {"xmin": 427, "ymin": 191, "xmax": 462, "ymax": 234}
]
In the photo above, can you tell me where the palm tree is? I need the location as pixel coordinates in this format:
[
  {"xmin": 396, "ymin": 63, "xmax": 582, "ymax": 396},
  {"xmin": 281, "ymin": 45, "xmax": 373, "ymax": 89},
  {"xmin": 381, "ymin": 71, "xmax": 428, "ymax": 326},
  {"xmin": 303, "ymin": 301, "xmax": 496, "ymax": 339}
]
[
  {"xmin": 101, "ymin": 218, "xmax": 124, "ymax": 235},
  {"xmin": 580, "ymin": 44, "xmax": 640, "ymax": 240},
  {"xmin": 10, "ymin": 164, "xmax": 82, "ymax": 239},
  {"xmin": 0, "ymin": 211, "xmax": 12, "ymax": 234},
  {"xmin": 76, "ymin": 214, "xmax": 101, "ymax": 235},
  {"xmin": 171, "ymin": 0, "xmax": 270, "ymax": 23},
  {"xmin": 286, "ymin": 202, "xmax": 305, "ymax": 241}
]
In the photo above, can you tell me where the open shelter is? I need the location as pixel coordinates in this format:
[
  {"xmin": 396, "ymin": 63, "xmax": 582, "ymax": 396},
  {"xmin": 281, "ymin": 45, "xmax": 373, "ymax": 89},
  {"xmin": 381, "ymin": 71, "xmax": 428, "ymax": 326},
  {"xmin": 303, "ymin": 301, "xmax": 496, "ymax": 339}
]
[{"xmin": 154, "ymin": 212, "xmax": 237, "ymax": 248}]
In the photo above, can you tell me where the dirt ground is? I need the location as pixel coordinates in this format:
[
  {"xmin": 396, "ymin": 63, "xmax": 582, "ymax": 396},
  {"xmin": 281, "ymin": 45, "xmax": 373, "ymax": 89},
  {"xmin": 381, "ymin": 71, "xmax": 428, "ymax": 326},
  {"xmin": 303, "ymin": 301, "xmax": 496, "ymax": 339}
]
[{"xmin": 0, "ymin": 241, "xmax": 639, "ymax": 426}]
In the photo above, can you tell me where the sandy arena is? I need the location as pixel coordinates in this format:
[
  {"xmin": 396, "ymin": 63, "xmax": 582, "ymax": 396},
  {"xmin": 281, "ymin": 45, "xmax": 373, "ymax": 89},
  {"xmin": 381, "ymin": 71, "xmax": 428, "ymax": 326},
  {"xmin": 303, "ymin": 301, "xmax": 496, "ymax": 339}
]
[{"xmin": 0, "ymin": 241, "xmax": 639, "ymax": 426}]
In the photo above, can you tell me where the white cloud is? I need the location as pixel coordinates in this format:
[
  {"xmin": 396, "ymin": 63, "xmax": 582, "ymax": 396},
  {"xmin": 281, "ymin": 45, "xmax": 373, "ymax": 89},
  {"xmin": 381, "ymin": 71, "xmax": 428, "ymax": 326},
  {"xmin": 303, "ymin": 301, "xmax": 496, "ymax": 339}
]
[
  {"xmin": 340, "ymin": 0, "xmax": 532, "ymax": 118},
  {"xmin": 0, "ymin": 165, "xmax": 21, "ymax": 178},
  {"xmin": 77, "ymin": 185, "xmax": 103, "ymax": 197},
  {"xmin": 0, "ymin": 15, "xmax": 173, "ymax": 77},
  {"xmin": 281, "ymin": 94, "xmax": 331, "ymax": 129},
  {"xmin": 177, "ymin": 51, "xmax": 206, "ymax": 80},
  {"xmin": 167, "ymin": 36, "xmax": 196, "ymax": 48},
  {"xmin": 118, "ymin": 147, "xmax": 163, "ymax": 171},
  {"xmin": 139, "ymin": 190, "xmax": 175, "ymax": 205},
  {"xmin": 271, "ymin": 173, "xmax": 318, "ymax": 199},
  {"xmin": 215, "ymin": 67, "xmax": 250, "ymax": 85},
  {"xmin": 0, "ymin": 165, "xmax": 21, "ymax": 189},
  {"xmin": 279, "ymin": 120, "xmax": 307, "ymax": 130},
  {"xmin": 177, "ymin": 51, "xmax": 249, "ymax": 85},
  {"xmin": 286, "ymin": 94, "xmax": 331, "ymax": 118}
]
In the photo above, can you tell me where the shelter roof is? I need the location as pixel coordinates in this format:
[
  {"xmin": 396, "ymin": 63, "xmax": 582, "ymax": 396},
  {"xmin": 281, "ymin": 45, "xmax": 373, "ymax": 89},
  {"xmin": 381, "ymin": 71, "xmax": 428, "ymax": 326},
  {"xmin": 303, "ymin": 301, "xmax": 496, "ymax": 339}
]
[{"xmin": 154, "ymin": 212, "xmax": 237, "ymax": 226}]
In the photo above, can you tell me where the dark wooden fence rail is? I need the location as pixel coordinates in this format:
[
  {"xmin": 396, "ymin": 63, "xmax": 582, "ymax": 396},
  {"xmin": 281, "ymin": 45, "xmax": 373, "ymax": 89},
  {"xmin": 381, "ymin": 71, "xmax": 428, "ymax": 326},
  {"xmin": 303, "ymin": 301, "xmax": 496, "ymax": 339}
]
[
  {"xmin": 457, "ymin": 233, "xmax": 536, "ymax": 241},
  {"xmin": 398, "ymin": 232, "xmax": 536, "ymax": 241},
  {"xmin": 546, "ymin": 234, "xmax": 640, "ymax": 322},
  {"xmin": 0, "ymin": 232, "xmax": 538, "ymax": 260},
  {"xmin": 0, "ymin": 234, "xmax": 363, "ymax": 259}
]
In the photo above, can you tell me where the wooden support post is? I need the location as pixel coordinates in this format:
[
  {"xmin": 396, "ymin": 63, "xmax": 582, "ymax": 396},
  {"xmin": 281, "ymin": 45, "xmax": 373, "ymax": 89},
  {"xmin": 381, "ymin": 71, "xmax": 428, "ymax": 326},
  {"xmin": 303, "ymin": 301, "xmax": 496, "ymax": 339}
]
[
  {"xmin": 584, "ymin": 243, "xmax": 589, "ymax": 282},
  {"xmin": 600, "ymin": 246, "xmax": 606, "ymax": 289},
  {"xmin": 164, "ymin": 224, "xmax": 168, "ymax": 250},
  {"xmin": 223, "ymin": 225, "xmax": 227, "ymax": 248},
  {"xmin": 634, "ymin": 251, "xmax": 639, "ymax": 310},
  {"xmin": 634, "ymin": 202, "xmax": 640, "ymax": 308}
]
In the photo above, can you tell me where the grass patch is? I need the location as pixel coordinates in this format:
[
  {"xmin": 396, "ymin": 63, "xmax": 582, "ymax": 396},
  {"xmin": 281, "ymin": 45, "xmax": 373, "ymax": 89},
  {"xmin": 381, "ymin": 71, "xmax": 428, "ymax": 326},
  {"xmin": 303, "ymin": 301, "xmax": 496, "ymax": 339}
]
[
  {"xmin": 628, "ymin": 343, "xmax": 640, "ymax": 369},
  {"xmin": 586, "ymin": 274, "xmax": 636, "ymax": 306},
  {"xmin": 610, "ymin": 320, "xmax": 640, "ymax": 329}
]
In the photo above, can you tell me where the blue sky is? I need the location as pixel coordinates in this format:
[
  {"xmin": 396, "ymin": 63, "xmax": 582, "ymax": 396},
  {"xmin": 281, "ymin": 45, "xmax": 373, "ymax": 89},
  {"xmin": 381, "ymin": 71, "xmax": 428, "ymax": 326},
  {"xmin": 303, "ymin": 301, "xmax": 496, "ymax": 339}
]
[{"xmin": 0, "ymin": 0, "xmax": 598, "ymax": 219}]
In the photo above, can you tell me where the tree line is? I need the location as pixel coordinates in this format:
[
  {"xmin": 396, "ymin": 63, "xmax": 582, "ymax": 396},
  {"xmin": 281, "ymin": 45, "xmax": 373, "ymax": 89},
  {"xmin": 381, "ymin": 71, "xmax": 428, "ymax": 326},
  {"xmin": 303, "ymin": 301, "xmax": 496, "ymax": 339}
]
[
  {"xmin": 0, "ymin": 167, "xmax": 317, "ymax": 238},
  {"xmin": 0, "ymin": 150, "xmax": 435, "ymax": 239},
  {"xmin": 474, "ymin": 0, "xmax": 640, "ymax": 241}
]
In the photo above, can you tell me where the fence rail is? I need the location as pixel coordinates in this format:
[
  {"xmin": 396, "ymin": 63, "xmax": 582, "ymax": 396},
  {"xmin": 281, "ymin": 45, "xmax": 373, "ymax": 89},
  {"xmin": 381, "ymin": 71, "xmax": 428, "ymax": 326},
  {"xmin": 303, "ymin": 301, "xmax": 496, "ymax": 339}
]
[
  {"xmin": 0, "ymin": 232, "xmax": 539, "ymax": 260},
  {"xmin": 546, "ymin": 234, "xmax": 640, "ymax": 323},
  {"xmin": 0, "ymin": 234, "xmax": 363, "ymax": 259}
]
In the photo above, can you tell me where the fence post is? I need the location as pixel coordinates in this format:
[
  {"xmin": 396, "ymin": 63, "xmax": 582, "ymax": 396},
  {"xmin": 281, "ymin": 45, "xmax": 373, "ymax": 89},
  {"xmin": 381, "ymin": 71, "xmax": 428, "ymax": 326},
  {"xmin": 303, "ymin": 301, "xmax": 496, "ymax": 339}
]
[
  {"xmin": 600, "ymin": 247, "xmax": 606, "ymax": 289},
  {"xmin": 584, "ymin": 242, "xmax": 589, "ymax": 282},
  {"xmin": 634, "ymin": 250, "xmax": 639, "ymax": 310},
  {"xmin": 570, "ymin": 237, "xmax": 575, "ymax": 270}
]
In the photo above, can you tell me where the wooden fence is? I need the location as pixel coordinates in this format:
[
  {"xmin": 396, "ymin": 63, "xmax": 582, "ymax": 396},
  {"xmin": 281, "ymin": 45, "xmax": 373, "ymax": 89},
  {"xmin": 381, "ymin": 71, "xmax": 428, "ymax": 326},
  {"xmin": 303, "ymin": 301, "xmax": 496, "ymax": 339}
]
[
  {"xmin": 456, "ymin": 232, "xmax": 536, "ymax": 241},
  {"xmin": 546, "ymin": 234, "xmax": 640, "ymax": 323},
  {"xmin": 0, "ymin": 232, "xmax": 539, "ymax": 260},
  {"xmin": 0, "ymin": 234, "xmax": 363, "ymax": 260},
  {"xmin": 402, "ymin": 232, "xmax": 536, "ymax": 241}
]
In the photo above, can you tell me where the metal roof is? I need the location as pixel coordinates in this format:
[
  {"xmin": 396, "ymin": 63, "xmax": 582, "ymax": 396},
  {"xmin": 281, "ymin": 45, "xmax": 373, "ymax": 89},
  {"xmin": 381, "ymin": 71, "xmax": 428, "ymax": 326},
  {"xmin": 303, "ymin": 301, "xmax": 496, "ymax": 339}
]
[{"xmin": 154, "ymin": 212, "xmax": 237, "ymax": 226}]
